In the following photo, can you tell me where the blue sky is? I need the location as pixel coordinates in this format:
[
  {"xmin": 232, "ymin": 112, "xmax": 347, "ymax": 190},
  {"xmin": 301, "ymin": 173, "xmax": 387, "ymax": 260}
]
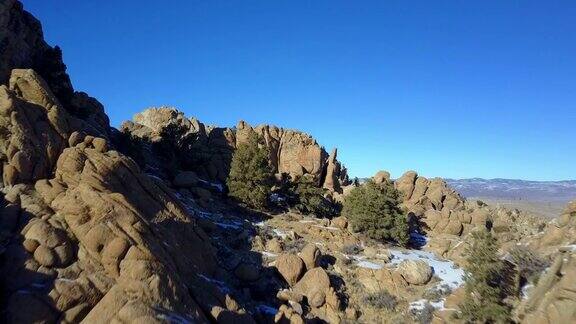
[{"xmin": 23, "ymin": 0, "xmax": 575, "ymax": 180}]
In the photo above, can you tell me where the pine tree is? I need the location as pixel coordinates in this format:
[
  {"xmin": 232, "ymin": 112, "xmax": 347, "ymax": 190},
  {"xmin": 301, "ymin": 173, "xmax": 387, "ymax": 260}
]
[
  {"xmin": 342, "ymin": 179, "xmax": 409, "ymax": 246},
  {"xmin": 458, "ymin": 230, "xmax": 511, "ymax": 323},
  {"xmin": 227, "ymin": 132, "xmax": 273, "ymax": 210},
  {"xmin": 293, "ymin": 174, "xmax": 335, "ymax": 217}
]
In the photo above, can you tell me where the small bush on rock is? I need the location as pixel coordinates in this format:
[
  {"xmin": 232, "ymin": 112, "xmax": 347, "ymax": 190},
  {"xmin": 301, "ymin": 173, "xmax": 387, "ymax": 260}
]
[
  {"xmin": 227, "ymin": 132, "xmax": 274, "ymax": 210},
  {"xmin": 362, "ymin": 290, "xmax": 398, "ymax": 310},
  {"xmin": 343, "ymin": 180, "xmax": 409, "ymax": 246}
]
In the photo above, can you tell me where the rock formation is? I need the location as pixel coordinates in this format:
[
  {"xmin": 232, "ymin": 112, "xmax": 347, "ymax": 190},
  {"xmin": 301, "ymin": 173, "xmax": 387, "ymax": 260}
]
[
  {"xmin": 0, "ymin": 0, "xmax": 109, "ymax": 139},
  {"xmin": 1, "ymin": 2, "xmax": 573, "ymax": 324},
  {"xmin": 120, "ymin": 106, "xmax": 349, "ymax": 192},
  {"xmin": 516, "ymin": 201, "xmax": 576, "ymax": 323},
  {"xmin": 0, "ymin": 3, "xmax": 250, "ymax": 323}
]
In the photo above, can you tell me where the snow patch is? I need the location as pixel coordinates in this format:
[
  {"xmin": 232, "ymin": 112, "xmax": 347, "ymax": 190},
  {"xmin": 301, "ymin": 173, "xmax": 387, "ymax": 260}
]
[
  {"xmin": 409, "ymin": 299, "xmax": 455, "ymax": 311},
  {"xmin": 561, "ymin": 244, "xmax": 576, "ymax": 251},
  {"xmin": 270, "ymin": 193, "xmax": 286, "ymax": 203},
  {"xmin": 273, "ymin": 229, "xmax": 289, "ymax": 239},
  {"xmin": 253, "ymin": 221, "xmax": 266, "ymax": 228},
  {"xmin": 348, "ymin": 255, "xmax": 385, "ymax": 270},
  {"xmin": 312, "ymin": 225, "xmax": 339, "ymax": 231},
  {"xmin": 389, "ymin": 249, "xmax": 465, "ymax": 289}
]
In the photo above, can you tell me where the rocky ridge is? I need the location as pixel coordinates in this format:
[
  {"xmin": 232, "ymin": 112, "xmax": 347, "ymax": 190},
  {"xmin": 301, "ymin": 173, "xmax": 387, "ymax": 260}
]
[
  {"xmin": 0, "ymin": 1, "xmax": 574, "ymax": 324},
  {"xmin": 120, "ymin": 107, "xmax": 350, "ymax": 198}
]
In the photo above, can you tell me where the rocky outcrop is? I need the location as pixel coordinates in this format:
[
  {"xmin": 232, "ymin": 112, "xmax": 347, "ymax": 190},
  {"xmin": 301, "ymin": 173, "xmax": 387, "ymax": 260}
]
[
  {"xmin": 0, "ymin": 0, "xmax": 72, "ymax": 100},
  {"xmin": 519, "ymin": 250, "xmax": 576, "ymax": 323},
  {"xmin": 395, "ymin": 171, "xmax": 465, "ymax": 215},
  {"xmin": 536, "ymin": 200, "xmax": 576, "ymax": 249},
  {"xmin": 121, "ymin": 107, "xmax": 349, "ymax": 191},
  {"xmin": 514, "ymin": 201, "xmax": 576, "ymax": 323},
  {"xmin": 373, "ymin": 170, "xmax": 390, "ymax": 185},
  {"xmin": 391, "ymin": 170, "xmax": 480, "ymax": 239},
  {"xmin": 0, "ymin": 0, "xmax": 110, "ymax": 138},
  {"xmin": 322, "ymin": 148, "xmax": 348, "ymax": 193},
  {"xmin": 0, "ymin": 69, "xmax": 110, "ymax": 187},
  {"xmin": 0, "ymin": 69, "xmax": 69, "ymax": 185},
  {"xmin": 237, "ymin": 120, "xmax": 325, "ymax": 179},
  {"xmin": 2, "ymin": 130, "xmax": 252, "ymax": 323},
  {"xmin": 0, "ymin": 3, "xmax": 251, "ymax": 322}
]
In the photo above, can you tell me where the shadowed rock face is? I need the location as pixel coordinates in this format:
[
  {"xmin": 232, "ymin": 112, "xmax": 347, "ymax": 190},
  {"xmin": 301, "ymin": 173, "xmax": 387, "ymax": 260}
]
[{"xmin": 0, "ymin": 0, "xmax": 72, "ymax": 101}]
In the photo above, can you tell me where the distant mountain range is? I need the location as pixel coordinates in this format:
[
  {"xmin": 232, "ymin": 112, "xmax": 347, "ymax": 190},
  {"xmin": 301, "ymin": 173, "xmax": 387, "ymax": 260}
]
[{"xmin": 445, "ymin": 178, "xmax": 576, "ymax": 202}]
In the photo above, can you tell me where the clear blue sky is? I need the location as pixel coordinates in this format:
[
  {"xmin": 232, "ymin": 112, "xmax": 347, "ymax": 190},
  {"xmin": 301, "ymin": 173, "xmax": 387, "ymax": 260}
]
[{"xmin": 22, "ymin": 0, "xmax": 575, "ymax": 181}]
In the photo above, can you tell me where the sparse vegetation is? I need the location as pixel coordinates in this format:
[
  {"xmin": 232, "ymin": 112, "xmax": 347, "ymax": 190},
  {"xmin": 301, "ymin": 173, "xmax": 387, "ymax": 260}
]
[
  {"xmin": 457, "ymin": 230, "xmax": 511, "ymax": 323},
  {"xmin": 343, "ymin": 179, "xmax": 409, "ymax": 246},
  {"xmin": 422, "ymin": 284, "xmax": 452, "ymax": 302},
  {"xmin": 362, "ymin": 290, "xmax": 398, "ymax": 310},
  {"xmin": 341, "ymin": 243, "xmax": 363, "ymax": 255},
  {"xmin": 227, "ymin": 132, "xmax": 274, "ymax": 210},
  {"xmin": 283, "ymin": 238, "xmax": 307, "ymax": 254},
  {"xmin": 411, "ymin": 302, "xmax": 435, "ymax": 324},
  {"xmin": 509, "ymin": 246, "xmax": 549, "ymax": 284}
]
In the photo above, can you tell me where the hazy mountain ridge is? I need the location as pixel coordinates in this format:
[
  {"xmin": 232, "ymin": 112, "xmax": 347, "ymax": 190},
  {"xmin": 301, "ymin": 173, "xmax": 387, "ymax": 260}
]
[{"xmin": 445, "ymin": 178, "xmax": 576, "ymax": 202}]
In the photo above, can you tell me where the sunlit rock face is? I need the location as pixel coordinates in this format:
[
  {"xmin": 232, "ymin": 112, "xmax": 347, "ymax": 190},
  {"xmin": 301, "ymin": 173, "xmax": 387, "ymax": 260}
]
[
  {"xmin": 0, "ymin": 2, "xmax": 250, "ymax": 323},
  {"xmin": 121, "ymin": 106, "xmax": 349, "ymax": 189}
]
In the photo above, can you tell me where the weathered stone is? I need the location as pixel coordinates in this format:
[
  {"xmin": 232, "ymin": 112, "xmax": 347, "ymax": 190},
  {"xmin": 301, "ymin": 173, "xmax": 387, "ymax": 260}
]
[
  {"xmin": 33, "ymin": 244, "xmax": 57, "ymax": 267},
  {"xmin": 23, "ymin": 238, "xmax": 39, "ymax": 253},
  {"xmin": 277, "ymin": 289, "xmax": 304, "ymax": 303},
  {"xmin": 373, "ymin": 171, "xmax": 391, "ymax": 184},
  {"xmin": 299, "ymin": 243, "xmax": 321, "ymax": 271},
  {"xmin": 396, "ymin": 260, "xmax": 433, "ymax": 285},
  {"xmin": 330, "ymin": 216, "xmax": 348, "ymax": 230},
  {"xmin": 395, "ymin": 171, "xmax": 417, "ymax": 200},
  {"xmin": 266, "ymin": 237, "xmax": 284, "ymax": 253},
  {"xmin": 92, "ymin": 137, "xmax": 108, "ymax": 152},
  {"xmin": 322, "ymin": 148, "xmax": 342, "ymax": 192},
  {"xmin": 293, "ymin": 267, "xmax": 331, "ymax": 302},
  {"xmin": 276, "ymin": 254, "xmax": 306, "ymax": 286}
]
